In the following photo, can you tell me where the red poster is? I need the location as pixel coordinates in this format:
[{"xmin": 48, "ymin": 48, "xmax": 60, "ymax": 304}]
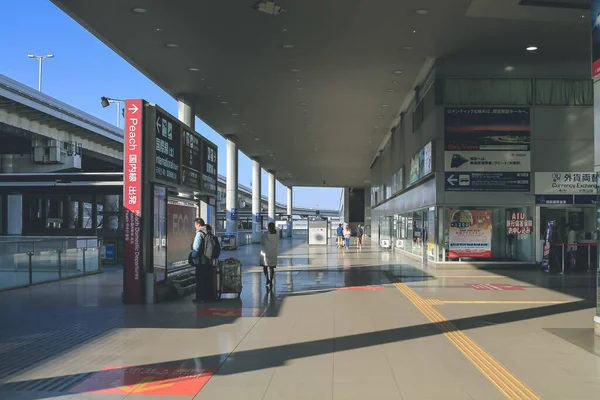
[{"xmin": 124, "ymin": 99, "xmax": 144, "ymax": 304}]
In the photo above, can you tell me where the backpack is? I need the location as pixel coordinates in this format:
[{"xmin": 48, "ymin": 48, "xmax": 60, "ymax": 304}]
[{"xmin": 203, "ymin": 232, "xmax": 221, "ymax": 260}]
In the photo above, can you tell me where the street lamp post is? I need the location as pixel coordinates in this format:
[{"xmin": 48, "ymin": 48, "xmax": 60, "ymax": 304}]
[
  {"xmin": 101, "ymin": 97, "xmax": 125, "ymax": 128},
  {"xmin": 27, "ymin": 54, "xmax": 54, "ymax": 92}
]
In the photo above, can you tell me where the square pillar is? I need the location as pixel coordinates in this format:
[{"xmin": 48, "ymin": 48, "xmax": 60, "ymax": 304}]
[
  {"xmin": 287, "ymin": 186, "xmax": 293, "ymax": 237},
  {"xmin": 268, "ymin": 171, "xmax": 276, "ymax": 223},
  {"xmin": 252, "ymin": 159, "xmax": 262, "ymax": 243},
  {"xmin": 177, "ymin": 94, "xmax": 195, "ymax": 129},
  {"xmin": 226, "ymin": 137, "xmax": 238, "ymax": 234}
]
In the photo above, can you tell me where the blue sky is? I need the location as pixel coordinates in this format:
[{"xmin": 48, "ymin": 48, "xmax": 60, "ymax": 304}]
[{"xmin": 0, "ymin": 0, "xmax": 341, "ymax": 210}]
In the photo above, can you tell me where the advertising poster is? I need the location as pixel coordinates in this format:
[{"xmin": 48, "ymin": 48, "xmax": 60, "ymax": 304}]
[
  {"xmin": 423, "ymin": 142, "xmax": 432, "ymax": 176},
  {"xmin": 444, "ymin": 108, "xmax": 530, "ymax": 152},
  {"xmin": 409, "ymin": 153, "xmax": 420, "ymax": 185},
  {"xmin": 506, "ymin": 212, "xmax": 532, "ymax": 239},
  {"xmin": 593, "ymin": 0, "xmax": 600, "ymax": 79},
  {"xmin": 448, "ymin": 209, "xmax": 492, "ymax": 258},
  {"xmin": 445, "ymin": 151, "xmax": 530, "ymax": 172},
  {"xmin": 167, "ymin": 199, "xmax": 198, "ymax": 269}
]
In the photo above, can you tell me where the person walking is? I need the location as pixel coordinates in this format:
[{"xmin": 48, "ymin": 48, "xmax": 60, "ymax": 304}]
[
  {"xmin": 344, "ymin": 224, "xmax": 352, "ymax": 250},
  {"xmin": 356, "ymin": 224, "xmax": 364, "ymax": 250},
  {"xmin": 262, "ymin": 222, "xmax": 280, "ymax": 288},
  {"xmin": 336, "ymin": 224, "xmax": 344, "ymax": 248}
]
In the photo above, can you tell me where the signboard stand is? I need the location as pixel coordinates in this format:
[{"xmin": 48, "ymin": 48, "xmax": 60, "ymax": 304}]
[{"xmin": 122, "ymin": 100, "xmax": 218, "ymax": 304}]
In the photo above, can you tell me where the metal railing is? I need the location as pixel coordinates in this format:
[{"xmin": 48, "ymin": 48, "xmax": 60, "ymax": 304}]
[
  {"xmin": 0, "ymin": 236, "xmax": 101, "ymax": 291},
  {"xmin": 549, "ymin": 243, "xmax": 596, "ymax": 274}
]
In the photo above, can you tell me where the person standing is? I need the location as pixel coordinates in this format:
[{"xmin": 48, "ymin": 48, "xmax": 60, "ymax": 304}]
[
  {"xmin": 191, "ymin": 218, "xmax": 213, "ymax": 303},
  {"xmin": 336, "ymin": 224, "xmax": 344, "ymax": 248},
  {"xmin": 356, "ymin": 224, "xmax": 364, "ymax": 250},
  {"xmin": 344, "ymin": 224, "xmax": 352, "ymax": 250},
  {"xmin": 567, "ymin": 224, "xmax": 577, "ymax": 270},
  {"xmin": 262, "ymin": 222, "xmax": 280, "ymax": 288}
]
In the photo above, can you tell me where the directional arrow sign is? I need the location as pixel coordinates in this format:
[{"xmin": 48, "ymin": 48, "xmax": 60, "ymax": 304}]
[
  {"xmin": 127, "ymin": 103, "xmax": 139, "ymax": 114},
  {"xmin": 156, "ymin": 117, "xmax": 162, "ymax": 134},
  {"xmin": 446, "ymin": 174, "xmax": 458, "ymax": 186}
]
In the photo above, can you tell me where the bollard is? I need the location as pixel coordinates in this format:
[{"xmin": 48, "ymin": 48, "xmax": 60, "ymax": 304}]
[
  {"xmin": 82, "ymin": 248, "xmax": 87, "ymax": 274},
  {"xmin": 28, "ymin": 251, "xmax": 33, "ymax": 285}
]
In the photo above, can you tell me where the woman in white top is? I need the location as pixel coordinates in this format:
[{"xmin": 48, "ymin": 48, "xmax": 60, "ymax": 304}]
[
  {"xmin": 262, "ymin": 222, "xmax": 280, "ymax": 287},
  {"xmin": 344, "ymin": 225, "xmax": 352, "ymax": 249}
]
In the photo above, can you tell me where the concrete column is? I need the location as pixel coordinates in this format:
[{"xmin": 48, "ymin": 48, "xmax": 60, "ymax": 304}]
[
  {"xmin": 593, "ymin": 12, "xmax": 600, "ymax": 336},
  {"xmin": 286, "ymin": 186, "xmax": 293, "ymax": 238},
  {"xmin": 177, "ymin": 94, "xmax": 195, "ymax": 129},
  {"xmin": 252, "ymin": 158, "xmax": 262, "ymax": 243},
  {"xmin": 267, "ymin": 171, "xmax": 276, "ymax": 223},
  {"xmin": 226, "ymin": 137, "xmax": 238, "ymax": 234}
]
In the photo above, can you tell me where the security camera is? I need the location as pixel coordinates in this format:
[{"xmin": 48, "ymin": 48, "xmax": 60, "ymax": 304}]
[{"xmin": 100, "ymin": 96, "xmax": 110, "ymax": 108}]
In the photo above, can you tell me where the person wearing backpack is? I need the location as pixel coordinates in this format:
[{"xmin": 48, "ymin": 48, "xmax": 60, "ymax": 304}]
[
  {"xmin": 261, "ymin": 222, "xmax": 279, "ymax": 288},
  {"xmin": 356, "ymin": 224, "xmax": 364, "ymax": 250},
  {"xmin": 191, "ymin": 218, "xmax": 221, "ymax": 302}
]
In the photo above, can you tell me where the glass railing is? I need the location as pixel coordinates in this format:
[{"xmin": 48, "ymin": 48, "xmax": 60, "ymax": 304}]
[{"xmin": 0, "ymin": 236, "xmax": 101, "ymax": 291}]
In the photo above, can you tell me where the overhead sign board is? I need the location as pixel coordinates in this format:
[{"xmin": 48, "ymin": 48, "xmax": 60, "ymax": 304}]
[
  {"xmin": 201, "ymin": 140, "xmax": 218, "ymax": 195},
  {"xmin": 445, "ymin": 172, "xmax": 530, "ymax": 192},
  {"xmin": 154, "ymin": 110, "xmax": 181, "ymax": 184},
  {"xmin": 181, "ymin": 129, "xmax": 201, "ymax": 189},
  {"xmin": 445, "ymin": 151, "xmax": 530, "ymax": 172},
  {"xmin": 535, "ymin": 172, "xmax": 596, "ymax": 195}
]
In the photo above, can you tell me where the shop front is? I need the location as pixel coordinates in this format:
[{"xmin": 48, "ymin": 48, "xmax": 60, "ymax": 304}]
[{"xmin": 535, "ymin": 172, "xmax": 597, "ymax": 271}]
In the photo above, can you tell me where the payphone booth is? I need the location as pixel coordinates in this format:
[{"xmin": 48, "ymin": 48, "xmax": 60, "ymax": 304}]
[{"xmin": 123, "ymin": 100, "xmax": 218, "ymax": 304}]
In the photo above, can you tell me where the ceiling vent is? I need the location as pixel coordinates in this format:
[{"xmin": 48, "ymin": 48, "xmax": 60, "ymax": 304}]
[
  {"xmin": 254, "ymin": 1, "xmax": 285, "ymax": 15},
  {"xmin": 519, "ymin": 0, "xmax": 589, "ymax": 10}
]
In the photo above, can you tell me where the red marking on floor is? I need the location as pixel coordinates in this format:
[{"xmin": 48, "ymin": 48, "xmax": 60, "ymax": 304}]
[
  {"xmin": 465, "ymin": 283, "xmax": 524, "ymax": 291},
  {"xmin": 337, "ymin": 286, "xmax": 385, "ymax": 291},
  {"xmin": 69, "ymin": 366, "xmax": 215, "ymax": 396},
  {"xmin": 196, "ymin": 307, "xmax": 266, "ymax": 317}
]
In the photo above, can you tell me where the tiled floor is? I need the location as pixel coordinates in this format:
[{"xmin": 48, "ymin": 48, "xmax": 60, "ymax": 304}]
[{"xmin": 0, "ymin": 238, "xmax": 599, "ymax": 399}]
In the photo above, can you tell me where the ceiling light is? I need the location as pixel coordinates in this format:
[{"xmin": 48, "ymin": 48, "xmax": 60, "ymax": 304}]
[
  {"xmin": 282, "ymin": 28, "xmax": 288, "ymax": 32},
  {"xmin": 282, "ymin": 44, "xmax": 295, "ymax": 48},
  {"xmin": 392, "ymin": 80, "xmax": 398, "ymax": 84},
  {"xmin": 155, "ymin": 28, "xmax": 162, "ymax": 32},
  {"xmin": 255, "ymin": 138, "xmax": 260, "ymax": 141},
  {"xmin": 386, "ymin": 89, "xmax": 396, "ymax": 92},
  {"xmin": 241, "ymin": 123, "xmax": 247, "ymax": 126},
  {"xmin": 166, "ymin": 43, "xmax": 179, "ymax": 48},
  {"xmin": 232, "ymin": 113, "xmax": 238, "ymax": 116},
  {"xmin": 221, "ymin": 101, "xmax": 228, "ymax": 104},
  {"xmin": 381, "ymin": 104, "xmax": 388, "ymax": 107},
  {"xmin": 188, "ymin": 67, "xmax": 200, "ymax": 72},
  {"xmin": 415, "ymin": 9, "xmax": 429, "ymax": 15},
  {"xmin": 526, "ymin": 46, "xmax": 538, "ymax": 51},
  {"xmin": 254, "ymin": 1, "xmax": 286, "ymax": 15},
  {"xmin": 374, "ymin": 126, "xmax": 379, "ymax": 129},
  {"xmin": 504, "ymin": 65, "xmax": 514, "ymax": 72},
  {"xmin": 132, "ymin": 7, "xmax": 147, "ymax": 13},
  {"xmin": 290, "ymin": 68, "xmax": 300, "ymax": 73},
  {"xmin": 412, "ymin": 30, "xmax": 417, "ymax": 34},
  {"xmin": 393, "ymin": 70, "xmax": 403, "ymax": 74},
  {"xmin": 300, "ymin": 102, "xmax": 307, "ymax": 106},
  {"xmin": 402, "ymin": 46, "xmax": 413, "ymax": 50},
  {"xmin": 296, "ymin": 87, "xmax": 303, "ymax": 90}
]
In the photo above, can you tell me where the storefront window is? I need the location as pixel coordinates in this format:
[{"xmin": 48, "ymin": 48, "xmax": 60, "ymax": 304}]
[{"xmin": 443, "ymin": 207, "xmax": 534, "ymax": 262}]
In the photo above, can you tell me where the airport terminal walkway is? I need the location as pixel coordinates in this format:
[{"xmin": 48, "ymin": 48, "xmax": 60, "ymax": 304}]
[{"xmin": 0, "ymin": 238, "xmax": 599, "ymax": 399}]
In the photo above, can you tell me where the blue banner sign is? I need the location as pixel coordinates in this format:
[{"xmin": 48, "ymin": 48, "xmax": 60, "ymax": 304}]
[
  {"xmin": 540, "ymin": 220, "xmax": 555, "ymax": 271},
  {"xmin": 535, "ymin": 195, "xmax": 574, "ymax": 205},
  {"xmin": 445, "ymin": 172, "xmax": 530, "ymax": 192}
]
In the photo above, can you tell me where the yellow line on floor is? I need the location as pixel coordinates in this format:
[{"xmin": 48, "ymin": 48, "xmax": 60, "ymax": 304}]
[{"xmin": 394, "ymin": 283, "xmax": 541, "ymax": 400}]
